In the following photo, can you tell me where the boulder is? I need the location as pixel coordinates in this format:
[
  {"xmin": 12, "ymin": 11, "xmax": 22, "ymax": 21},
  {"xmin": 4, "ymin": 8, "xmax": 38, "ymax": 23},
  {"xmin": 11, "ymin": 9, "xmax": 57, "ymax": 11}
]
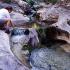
[{"xmin": 30, "ymin": 48, "xmax": 70, "ymax": 70}]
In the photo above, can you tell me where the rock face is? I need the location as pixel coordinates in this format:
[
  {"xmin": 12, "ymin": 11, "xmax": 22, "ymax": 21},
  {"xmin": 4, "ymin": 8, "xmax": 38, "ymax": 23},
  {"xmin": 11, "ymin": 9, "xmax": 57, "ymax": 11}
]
[
  {"xmin": 0, "ymin": 30, "xmax": 30, "ymax": 70},
  {"xmin": 30, "ymin": 48, "xmax": 70, "ymax": 70}
]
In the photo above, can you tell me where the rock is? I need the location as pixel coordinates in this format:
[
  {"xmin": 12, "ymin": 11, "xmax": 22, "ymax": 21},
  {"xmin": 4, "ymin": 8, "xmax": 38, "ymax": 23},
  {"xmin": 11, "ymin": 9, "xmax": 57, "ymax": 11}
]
[
  {"xmin": 31, "ymin": 0, "xmax": 48, "ymax": 4},
  {"xmin": 0, "ymin": 2, "xmax": 11, "ymax": 9},
  {"xmin": 29, "ymin": 28, "xmax": 39, "ymax": 47},
  {"xmin": 33, "ymin": 3, "xmax": 51, "ymax": 10},
  {"xmin": 0, "ymin": 30, "xmax": 30, "ymax": 70},
  {"xmin": 13, "ymin": 0, "xmax": 29, "ymax": 9},
  {"xmin": 37, "ymin": 4, "xmax": 70, "ymax": 27},
  {"xmin": 37, "ymin": 7, "xmax": 48, "ymax": 21},
  {"xmin": 60, "ymin": 44, "xmax": 70, "ymax": 53},
  {"xmin": 45, "ymin": 26, "xmax": 70, "ymax": 43},
  {"xmin": 10, "ymin": 3, "xmax": 24, "ymax": 14},
  {"xmin": 37, "ymin": 5, "xmax": 57, "ymax": 21},
  {"xmin": 10, "ymin": 28, "xmax": 39, "ymax": 68},
  {"xmin": 58, "ymin": 0, "xmax": 70, "ymax": 10},
  {"xmin": 37, "ymin": 26, "xmax": 70, "ymax": 44},
  {"xmin": 30, "ymin": 48, "xmax": 70, "ymax": 70},
  {"xmin": 37, "ymin": 4, "xmax": 70, "ymax": 36},
  {"xmin": 42, "ymin": 14, "xmax": 59, "ymax": 25},
  {"xmin": 10, "ymin": 28, "xmax": 39, "ymax": 47},
  {"xmin": 0, "ymin": 2, "xmax": 24, "ymax": 14},
  {"xmin": 11, "ymin": 34, "xmax": 31, "ymax": 68},
  {"xmin": 10, "ymin": 11, "xmax": 30, "ymax": 26},
  {"xmin": 13, "ymin": 0, "xmax": 28, "ymax": 6},
  {"xmin": 31, "ymin": 67, "xmax": 47, "ymax": 70},
  {"xmin": 37, "ymin": 26, "xmax": 70, "ymax": 52}
]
